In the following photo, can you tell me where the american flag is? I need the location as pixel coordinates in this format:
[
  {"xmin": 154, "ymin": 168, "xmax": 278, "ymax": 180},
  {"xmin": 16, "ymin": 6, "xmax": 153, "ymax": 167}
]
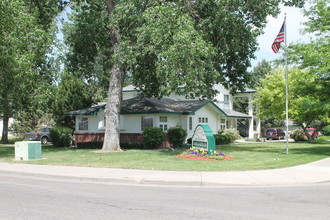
[{"xmin": 272, "ymin": 21, "xmax": 285, "ymax": 53}]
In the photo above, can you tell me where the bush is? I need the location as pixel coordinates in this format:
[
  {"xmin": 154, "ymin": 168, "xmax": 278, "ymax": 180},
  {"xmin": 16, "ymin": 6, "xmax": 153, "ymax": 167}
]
[
  {"xmin": 77, "ymin": 141, "xmax": 103, "ymax": 149},
  {"xmin": 186, "ymin": 137, "xmax": 192, "ymax": 144},
  {"xmin": 143, "ymin": 127, "xmax": 165, "ymax": 149},
  {"xmin": 214, "ymin": 134, "xmax": 231, "ymax": 145},
  {"xmin": 220, "ymin": 128, "xmax": 242, "ymax": 142},
  {"xmin": 321, "ymin": 125, "xmax": 330, "ymax": 136},
  {"xmin": 289, "ymin": 129, "xmax": 307, "ymax": 142},
  {"xmin": 49, "ymin": 126, "xmax": 73, "ymax": 147},
  {"xmin": 167, "ymin": 127, "xmax": 187, "ymax": 147}
]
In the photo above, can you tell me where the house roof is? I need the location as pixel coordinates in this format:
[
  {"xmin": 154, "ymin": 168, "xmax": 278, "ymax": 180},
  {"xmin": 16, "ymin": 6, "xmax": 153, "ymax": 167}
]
[
  {"xmin": 121, "ymin": 97, "xmax": 223, "ymax": 115},
  {"xmin": 221, "ymin": 109, "xmax": 251, "ymax": 118},
  {"xmin": 64, "ymin": 104, "xmax": 106, "ymax": 116},
  {"xmin": 64, "ymin": 97, "xmax": 225, "ymax": 116},
  {"xmin": 64, "ymin": 97, "xmax": 250, "ymax": 118}
]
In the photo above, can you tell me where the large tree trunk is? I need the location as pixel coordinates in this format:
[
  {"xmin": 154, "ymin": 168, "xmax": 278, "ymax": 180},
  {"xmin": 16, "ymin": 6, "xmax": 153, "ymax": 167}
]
[
  {"xmin": 102, "ymin": 0, "xmax": 124, "ymax": 151},
  {"xmin": 102, "ymin": 66, "xmax": 124, "ymax": 151},
  {"xmin": 1, "ymin": 114, "xmax": 9, "ymax": 144}
]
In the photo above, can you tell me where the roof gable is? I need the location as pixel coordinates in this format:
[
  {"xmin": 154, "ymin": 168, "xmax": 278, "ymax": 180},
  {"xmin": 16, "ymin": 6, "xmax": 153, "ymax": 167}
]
[{"xmin": 64, "ymin": 104, "xmax": 106, "ymax": 116}]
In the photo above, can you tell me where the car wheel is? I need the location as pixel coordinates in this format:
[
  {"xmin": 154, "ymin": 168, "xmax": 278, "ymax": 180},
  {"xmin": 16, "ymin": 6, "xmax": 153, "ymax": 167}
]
[{"xmin": 41, "ymin": 137, "xmax": 48, "ymax": 144}]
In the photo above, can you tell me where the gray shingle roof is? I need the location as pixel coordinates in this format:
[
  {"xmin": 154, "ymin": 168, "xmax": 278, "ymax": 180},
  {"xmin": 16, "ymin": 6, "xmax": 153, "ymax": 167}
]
[
  {"xmin": 64, "ymin": 97, "xmax": 223, "ymax": 116},
  {"xmin": 64, "ymin": 97, "xmax": 250, "ymax": 118},
  {"xmin": 121, "ymin": 97, "xmax": 212, "ymax": 115}
]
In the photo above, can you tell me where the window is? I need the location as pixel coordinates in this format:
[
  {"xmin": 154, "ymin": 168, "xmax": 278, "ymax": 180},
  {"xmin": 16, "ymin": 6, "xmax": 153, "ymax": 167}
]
[
  {"xmin": 78, "ymin": 117, "xmax": 88, "ymax": 131},
  {"xmin": 198, "ymin": 117, "xmax": 208, "ymax": 124},
  {"xmin": 159, "ymin": 116, "xmax": 167, "ymax": 123},
  {"xmin": 141, "ymin": 116, "xmax": 153, "ymax": 131},
  {"xmin": 224, "ymin": 94, "xmax": 229, "ymax": 103},
  {"xmin": 159, "ymin": 116, "xmax": 168, "ymax": 131},
  {"xmin": 160, "ymin": 124, "xmax": 168, "ymax": 131},
  {"xmin": 189, "ymin": 117, "xmax": 193, "ymax": 130},
  {"xmin": 220, "ymin": 118, "xmax": 226, "ymax": 130}
]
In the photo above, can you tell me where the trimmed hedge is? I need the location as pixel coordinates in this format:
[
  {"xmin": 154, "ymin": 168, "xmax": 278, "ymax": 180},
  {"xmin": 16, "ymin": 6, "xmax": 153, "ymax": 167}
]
[
  {"xmin": 214, "ymin": 134, "xmax": 231, "ymax": 145},
  {"xmin": 167, "ymin": 127, "xmax": 187, "ymax": 147},
  {"xmin": 143, "ymin": 127, "xmax": 165, "ymax": 149},
  {"xmin": 76, "ymin": 141, "xmax": 103, "ymax": 149},
  {"xmin": 76, "ymin": 141, "xmax": 144, "ymax": 150}
]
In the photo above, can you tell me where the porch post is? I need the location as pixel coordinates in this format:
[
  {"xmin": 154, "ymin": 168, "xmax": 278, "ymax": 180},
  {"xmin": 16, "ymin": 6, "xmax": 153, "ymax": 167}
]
[{"xmin": 248, "ymin": 94, "xmax": 254, "ymax": 138}]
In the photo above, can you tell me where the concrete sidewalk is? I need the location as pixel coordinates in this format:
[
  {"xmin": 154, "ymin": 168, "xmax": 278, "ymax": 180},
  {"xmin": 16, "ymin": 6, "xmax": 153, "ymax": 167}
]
[{"xmin": 1, "ymin": 158, "xmax": 330, "ymax": 186}]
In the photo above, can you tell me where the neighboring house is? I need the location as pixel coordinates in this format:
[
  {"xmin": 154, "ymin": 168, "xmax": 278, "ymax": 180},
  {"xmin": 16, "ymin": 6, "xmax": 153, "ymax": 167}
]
[
  {"xmin": 65, "ymin": 84, "xmax": 260, "ymax": 145},
  {"xmin": 0, "ymin": 118, "xmax": 14, "ymax": 137}
]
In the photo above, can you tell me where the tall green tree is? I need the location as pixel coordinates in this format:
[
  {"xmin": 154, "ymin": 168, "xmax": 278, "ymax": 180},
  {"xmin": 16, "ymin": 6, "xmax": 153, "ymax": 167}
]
[
  {"xmin": 254, "ymin": 67, "xmax": 329, "ymax": 141},
  {"xmin": 65, "ymin": 0, "xmax": 304, "ymax": 151},
  {"xmin": 248, "ymin": 59, "xmax": 272, "ymax": 89},
  {"xmin": 52, "ymin": 71, "xmax": 95, "ymax": 128},
  {"xmin": 0, "ymin": 0, "xmax": 67, "ymax": 143},
  {"xmin": 0, "ymin": 0, "xmax": 42, "ymax": 143}
]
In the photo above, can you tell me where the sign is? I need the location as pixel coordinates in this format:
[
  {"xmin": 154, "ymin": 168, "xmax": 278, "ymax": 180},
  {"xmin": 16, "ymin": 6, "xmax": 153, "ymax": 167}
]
[{"xmin": 191, "ymin": 124, "xmax": 216, "ymax": 152}]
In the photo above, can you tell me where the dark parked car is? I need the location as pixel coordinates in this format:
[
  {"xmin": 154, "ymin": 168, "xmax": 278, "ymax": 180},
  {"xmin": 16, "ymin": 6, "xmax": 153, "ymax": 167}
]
[
  {"xmin": 25, "ymin": 127, "xmax": 51, "ymax": 144},
  {"xmin": 265, "ymin": 128, "xmax": 285, "ymax": 140}
]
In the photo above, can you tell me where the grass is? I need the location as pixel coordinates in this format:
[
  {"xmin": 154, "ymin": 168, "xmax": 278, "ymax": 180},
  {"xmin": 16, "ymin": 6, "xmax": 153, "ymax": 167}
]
[{"xmin": 0, "ymin": 136, "xmax": 329, "ymax": 171}]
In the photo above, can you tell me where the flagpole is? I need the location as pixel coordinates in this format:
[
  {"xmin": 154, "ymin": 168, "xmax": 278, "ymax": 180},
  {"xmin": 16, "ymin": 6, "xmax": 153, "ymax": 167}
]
[{"xmin": 284, "ymin": 14, "xmax": 289, "ymax": 154}]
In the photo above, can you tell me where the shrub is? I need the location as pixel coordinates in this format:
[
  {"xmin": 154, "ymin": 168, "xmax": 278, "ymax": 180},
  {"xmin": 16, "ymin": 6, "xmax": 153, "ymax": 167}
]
[
  {"xmin": 167, "ymin": 127, "xmax": 187, "ymax": 147},
  {"xmin": 186, "ymin": 137, "xmax": 192, "ymax": 144},
  {"xmin": 77, "ymin": 141, "xmax": 103, "ymax": 149},
  {"xmin": 143, "ymin": 127, "xmax": 165, "ymax": 149},
  {"xmin": 214, "ymin": 134, "xmax": 231, "ymax": 145},
  {"xmin": 49, "ymin": 126, "xmax": 73, "ymax": 147},
  {"xmin": 289, "ymin": 129, "xmax": 307, "ymax": 142},
  {"xmin": 321, "ymin": 125, "xmax": 330, "ymax": 136},
  {"xmin": 220, "ymin": 128, "xmax": 241, "ymax": 142}
]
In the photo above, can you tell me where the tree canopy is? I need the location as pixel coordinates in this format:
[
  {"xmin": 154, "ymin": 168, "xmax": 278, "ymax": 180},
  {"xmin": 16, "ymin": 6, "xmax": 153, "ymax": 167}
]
[
  {"xmin": 62, "ymin": 0, "xmax": 305, "ymax": 151},
  {"xmin": 254, "ymin": 0, "xmax": 330, "ymax": 141},
  {"xmin": 0, "ymin": 0, "xmax": 67, "ymax": 142}
]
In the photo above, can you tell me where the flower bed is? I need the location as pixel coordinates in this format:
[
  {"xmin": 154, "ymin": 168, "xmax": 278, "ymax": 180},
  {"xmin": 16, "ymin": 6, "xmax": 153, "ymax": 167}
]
[{"xmin": 177, "ymin": 147, "xmax": 234, "ymax": 161}]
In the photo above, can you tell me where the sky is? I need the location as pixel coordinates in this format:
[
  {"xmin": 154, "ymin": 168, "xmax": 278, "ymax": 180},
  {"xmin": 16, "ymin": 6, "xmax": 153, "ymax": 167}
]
[{"xmin": 252, "ymin": 4, "xmax": 312, "ymax": 67}]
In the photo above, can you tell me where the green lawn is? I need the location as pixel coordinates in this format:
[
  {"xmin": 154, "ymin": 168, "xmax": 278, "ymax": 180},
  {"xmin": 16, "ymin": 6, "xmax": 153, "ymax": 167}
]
[{"xmin": 1, "ymin": 136, "xmax": 329, "ymax": 171}]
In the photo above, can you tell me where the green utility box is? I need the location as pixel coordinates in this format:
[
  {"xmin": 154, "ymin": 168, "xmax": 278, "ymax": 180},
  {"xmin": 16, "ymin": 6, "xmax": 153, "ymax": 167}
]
[{"xmin": 15, "ymin": 141, "xmax": 42, "ymax": 160}]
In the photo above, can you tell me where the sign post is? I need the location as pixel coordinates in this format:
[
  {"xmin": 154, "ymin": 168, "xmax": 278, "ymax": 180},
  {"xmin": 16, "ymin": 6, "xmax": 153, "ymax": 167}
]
[{"xmin": 191, "ymin": 124, "xmax": 216, "ymax": 152}]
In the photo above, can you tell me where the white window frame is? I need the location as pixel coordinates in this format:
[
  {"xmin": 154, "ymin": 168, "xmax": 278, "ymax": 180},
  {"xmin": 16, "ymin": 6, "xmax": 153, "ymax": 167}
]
[
  {"xmin": 189, "ymin": 117, "xmax": 193, "ymax": 130},
  {"xmin": 78, "ymin": 117, "xmax": 88, "ymax": 131},
  {"xmin": 220, "ymin": 118, "xmax": 226, "ymax": 130},
  {"xmin": 159, "ymin": 116, "xmax": 168, "ymax": 131},
  {"xmin": 198, "ymin": 117, "xmax": 208, "ymax": 124},
  {"xmin": 224, "ymin": 94, "xmax": 230, "ymax": 103},
  {"xmin": 141, "ymin": 116, "xmax": 153, "ymax": 131}
]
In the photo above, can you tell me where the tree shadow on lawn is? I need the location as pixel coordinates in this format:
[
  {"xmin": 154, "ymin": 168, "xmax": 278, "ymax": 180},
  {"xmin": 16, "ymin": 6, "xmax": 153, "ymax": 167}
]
[{"xmin": 220, "ymin": 143, "xmax": 330, "ymax": 157}]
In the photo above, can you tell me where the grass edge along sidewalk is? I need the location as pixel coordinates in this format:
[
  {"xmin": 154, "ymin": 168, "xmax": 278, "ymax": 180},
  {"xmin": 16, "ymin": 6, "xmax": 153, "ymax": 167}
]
[{"xmin": 0, "ymin": 137, "xmax": 329, "ymax": 172}]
